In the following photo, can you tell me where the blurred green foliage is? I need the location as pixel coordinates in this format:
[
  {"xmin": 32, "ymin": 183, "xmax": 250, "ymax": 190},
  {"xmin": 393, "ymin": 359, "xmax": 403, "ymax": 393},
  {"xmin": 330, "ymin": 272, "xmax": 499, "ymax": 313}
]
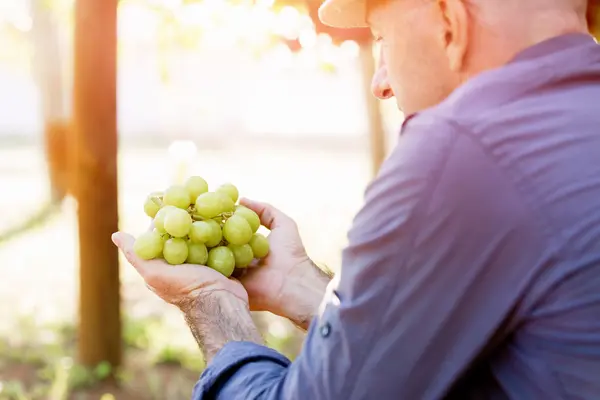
[{"xmin": 0, "ymin": 312, "xmax": 301, "ymax": 399}]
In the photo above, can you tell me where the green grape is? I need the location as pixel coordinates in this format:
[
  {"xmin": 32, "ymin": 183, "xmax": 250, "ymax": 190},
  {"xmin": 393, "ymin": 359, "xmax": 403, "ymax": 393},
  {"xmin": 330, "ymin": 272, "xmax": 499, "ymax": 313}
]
[
  {"xmin": 158, "ymin": 232, "xmax": 170, "ymax": 258},
  {"xmin": 163, "ymin": 238, "xmax": 188, "ymax": 265},
  {"xmin": 185, "ymin": 176, "xmax": 209, "ymax": 204},
  {"xmin": 216, "ymin": 191, "xmax": 235, "ymax": 213},
  {"xmin": 143, "ymin": 194, "xmax": 163, "ymax": 218},
  {"xmin": 234, "ymin": 206, "xmax": 261, "ymax": 233},
  {"xmin": 187, "ymin": 242, "xmax": 208, "ymax": 265},
  {"xmin": 227, "ymin": 243, "xmax": 254, "ymax": 268},
  {"xmin": 195, "ymin": 192, "xmax": 224, "ymax": 219},
  {"xmin": 133, "ymin": 231, "xmax": 164, "ymax": 260},
  {"xmin": 249, "ymin": 233, "xmax": 270, "ymax": 258},
  {"xmin": 205, "ymin": 219, "xmax": 223, "ymax": 247},
  {"xmin": 163, "ymin": 185, "xmax": 192, "ymax": 209},
  {"xmin": 222, "ymin": 215, "xmax": 252, "ymax": 245},
  {"xmin": 207, "ymin": 246, "xmax": 235, "ymax": 277},
  {"xmin": 217, "ymin": 183, "xmax": 239, "ymax": 203},
  {"xmin": 153, "ymin": 205, "xmax": 177, "ymax": 233},
  {"xmin": 163, "ymin": 207, "xmax": 192, "ymax": 238},
  {"xmin": 189, "ymin": 221, "xmax": 213, "ymax": 243},
  {"xmin": 157, "ymin": 230, "xmax": 170, "ymax": 244}
]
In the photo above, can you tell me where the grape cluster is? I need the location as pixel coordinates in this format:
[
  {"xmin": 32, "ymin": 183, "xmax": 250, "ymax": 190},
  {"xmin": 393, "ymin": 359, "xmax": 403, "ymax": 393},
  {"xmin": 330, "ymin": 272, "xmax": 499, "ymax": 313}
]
[{"xmin": 133, "ymin": 176, "xmax": 269, "ymax": 277}]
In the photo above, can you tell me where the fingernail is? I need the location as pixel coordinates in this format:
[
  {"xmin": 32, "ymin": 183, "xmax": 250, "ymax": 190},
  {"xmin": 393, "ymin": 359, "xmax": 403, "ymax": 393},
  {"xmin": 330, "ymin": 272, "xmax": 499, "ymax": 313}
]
[{"xmin": 111, "ymin": 232, "xmax": 120, "ymax": 245}]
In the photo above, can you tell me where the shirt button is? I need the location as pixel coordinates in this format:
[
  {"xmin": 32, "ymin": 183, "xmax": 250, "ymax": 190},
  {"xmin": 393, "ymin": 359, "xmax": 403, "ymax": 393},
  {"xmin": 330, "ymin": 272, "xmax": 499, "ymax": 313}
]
[{"xmin": 320, "ymin": 322, "xmax": 331, "ymax": 338}]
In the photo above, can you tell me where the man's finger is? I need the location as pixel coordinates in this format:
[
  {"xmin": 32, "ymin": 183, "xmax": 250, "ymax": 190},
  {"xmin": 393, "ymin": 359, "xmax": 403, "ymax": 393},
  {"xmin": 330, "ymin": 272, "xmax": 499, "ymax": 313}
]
[
  {"xmin": 111, "ymin": 231, "xmax": 156, "ymax": 276},
  {"xmin": 239, "ymin": 198, "xmax": 295, "ymax": 230}
]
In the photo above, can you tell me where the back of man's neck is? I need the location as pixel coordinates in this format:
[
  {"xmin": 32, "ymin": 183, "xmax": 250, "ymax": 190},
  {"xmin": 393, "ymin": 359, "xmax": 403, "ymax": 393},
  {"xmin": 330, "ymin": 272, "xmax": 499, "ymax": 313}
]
[{"xmin": 464, "ymin": 18, "xmax": 590, "ymax": 81}]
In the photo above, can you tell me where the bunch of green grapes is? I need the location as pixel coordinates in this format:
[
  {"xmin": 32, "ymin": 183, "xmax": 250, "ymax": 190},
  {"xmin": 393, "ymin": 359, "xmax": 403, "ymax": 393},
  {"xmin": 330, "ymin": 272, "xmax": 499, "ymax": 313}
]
[{"xmin": 133, "ymin": 176, "xmax": 270, "ymax": 277}]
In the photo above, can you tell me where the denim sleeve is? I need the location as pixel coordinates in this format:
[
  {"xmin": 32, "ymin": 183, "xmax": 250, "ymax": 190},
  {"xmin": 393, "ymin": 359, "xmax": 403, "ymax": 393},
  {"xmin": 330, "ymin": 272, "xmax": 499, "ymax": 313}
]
[
  {"xmin": 191, "ymin": 341, "xmax": 292, "ymax": 399},
  {"xmin": 192, "ymin": 115, "xmax": 535, "ymax": 400}
]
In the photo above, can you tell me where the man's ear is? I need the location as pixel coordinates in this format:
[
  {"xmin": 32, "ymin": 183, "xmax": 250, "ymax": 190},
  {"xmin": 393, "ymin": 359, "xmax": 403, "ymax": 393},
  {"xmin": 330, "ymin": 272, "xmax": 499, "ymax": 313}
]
[{"xmin": 436, "ymin": 0, "xmax": 469, "ymax": 72}]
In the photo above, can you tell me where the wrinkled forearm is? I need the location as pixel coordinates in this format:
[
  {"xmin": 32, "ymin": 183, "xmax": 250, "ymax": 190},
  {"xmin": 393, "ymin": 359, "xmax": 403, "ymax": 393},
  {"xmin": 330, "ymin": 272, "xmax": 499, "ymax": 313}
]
[{"xmin": 182, "ymin": 291, "xmax": 264, "ymax": 363}]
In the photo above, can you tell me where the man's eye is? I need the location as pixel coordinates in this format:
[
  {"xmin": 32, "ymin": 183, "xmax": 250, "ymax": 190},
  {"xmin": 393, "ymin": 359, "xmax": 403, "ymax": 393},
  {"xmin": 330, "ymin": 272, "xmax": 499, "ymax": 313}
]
[{"xmin": 373, "ymin": 35, "xmax": 383, "ymax": 43}]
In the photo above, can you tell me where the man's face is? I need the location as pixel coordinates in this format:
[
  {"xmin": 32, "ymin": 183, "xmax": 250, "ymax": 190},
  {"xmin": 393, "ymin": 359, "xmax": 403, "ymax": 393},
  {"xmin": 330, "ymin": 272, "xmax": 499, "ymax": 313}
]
[{"xmin": 368, "ymin": 0, "xmax": 463, "ymax": 114}]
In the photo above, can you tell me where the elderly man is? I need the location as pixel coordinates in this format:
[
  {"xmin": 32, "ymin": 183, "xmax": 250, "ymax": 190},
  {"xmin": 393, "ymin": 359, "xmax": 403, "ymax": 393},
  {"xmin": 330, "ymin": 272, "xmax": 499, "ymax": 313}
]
[{"xmin": 113, "ymin": 0, "xmax": 600, "ymax": 398}]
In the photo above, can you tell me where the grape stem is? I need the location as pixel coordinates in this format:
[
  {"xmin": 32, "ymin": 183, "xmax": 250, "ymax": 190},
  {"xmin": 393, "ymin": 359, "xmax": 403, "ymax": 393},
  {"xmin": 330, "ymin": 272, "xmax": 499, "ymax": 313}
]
[
  {"xmin": 192, "ymin": 214, "xmax": 204, "ymax": 221},
  {"xmin": 191, "ymin": 212, "xmax": 234, "ymax": 222}
]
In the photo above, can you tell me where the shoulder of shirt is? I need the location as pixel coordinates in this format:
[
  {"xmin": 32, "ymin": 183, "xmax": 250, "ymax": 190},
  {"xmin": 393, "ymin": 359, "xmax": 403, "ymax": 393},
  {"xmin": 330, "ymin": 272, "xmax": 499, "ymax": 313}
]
[
  {"xmin": 392, "ymin": 35, "xmax": 599, "ymax": 175},
  {"xmin": 400, "ymin": 61, "xmax": 548, "ymax": 139},
  {"xmin": 396, "ymin": 50, "xmax": 561, "ymax": 150},
  {"xmin": 403, "ymin": 34, "xmax": 600, "ymax": 134}
]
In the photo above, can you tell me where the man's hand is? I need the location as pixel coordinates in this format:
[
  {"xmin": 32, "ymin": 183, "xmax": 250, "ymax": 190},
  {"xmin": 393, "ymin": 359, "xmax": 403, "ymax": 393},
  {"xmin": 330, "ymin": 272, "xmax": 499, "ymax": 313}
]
[
  {"xmin": 112, "ymin": 232, "xmax": 263, "ymax": 362},
  {"xmin": 236, "ymin": 199, "xmax": 332, "ymax": 330},
  {"xmin": 112, "ymin": 232, "xmax": 248, "ymax": 307}
]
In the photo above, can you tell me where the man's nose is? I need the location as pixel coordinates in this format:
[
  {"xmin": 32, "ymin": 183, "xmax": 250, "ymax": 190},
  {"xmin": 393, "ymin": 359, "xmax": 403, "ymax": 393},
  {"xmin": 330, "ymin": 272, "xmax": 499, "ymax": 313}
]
[{"xmin": 371, "ymin": 62, "xmax": 394, "ymax": 100}]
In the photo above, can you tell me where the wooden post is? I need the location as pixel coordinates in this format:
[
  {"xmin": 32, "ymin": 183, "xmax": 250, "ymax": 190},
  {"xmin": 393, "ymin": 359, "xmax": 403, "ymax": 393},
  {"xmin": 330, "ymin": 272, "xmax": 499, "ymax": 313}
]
[
  {"xmin": 73, "ymin": 0, "xmax": 121, "ymax": 368},
  {"xmin": 358, "ymin": 42, "xmax": 387, "ymax": 177},
  {"xmin": 31, "ymin": 0, "xmax": 70, "ymax": 201}
]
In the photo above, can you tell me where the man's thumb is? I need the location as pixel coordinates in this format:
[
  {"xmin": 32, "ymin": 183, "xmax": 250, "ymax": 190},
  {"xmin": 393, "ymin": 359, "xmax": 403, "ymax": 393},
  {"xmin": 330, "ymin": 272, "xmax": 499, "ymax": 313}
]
[{"xmin": 239, "ymin": 198, "xmax": 295, "ymax": 230}]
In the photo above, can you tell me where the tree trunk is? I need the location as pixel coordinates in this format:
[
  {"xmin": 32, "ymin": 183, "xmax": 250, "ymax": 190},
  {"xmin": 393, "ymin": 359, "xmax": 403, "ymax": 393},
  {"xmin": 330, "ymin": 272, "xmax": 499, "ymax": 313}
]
[
  {"xmin": 73, "ymin": 0, "xmax": 121, "ymax": 369},
  {"xmin": 30, "ymin": 0, "xmax": 70, "ymax": 201},
  {"xmin": 358, "ymin": 42, "xmax": 386, "ymax": 177}
]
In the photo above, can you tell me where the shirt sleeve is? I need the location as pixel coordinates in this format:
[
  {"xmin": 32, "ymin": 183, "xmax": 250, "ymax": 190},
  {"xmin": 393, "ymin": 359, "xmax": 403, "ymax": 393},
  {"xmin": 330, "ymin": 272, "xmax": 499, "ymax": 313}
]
[{"xmin": 192, "ymin": 114, "xmax": 542, "ymax": 400}]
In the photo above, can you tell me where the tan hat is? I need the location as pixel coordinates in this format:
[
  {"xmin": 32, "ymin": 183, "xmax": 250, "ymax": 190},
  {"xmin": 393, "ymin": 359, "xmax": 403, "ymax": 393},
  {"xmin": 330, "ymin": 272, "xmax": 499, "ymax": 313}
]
[
  {"xmin": 318, "ymin": 0, "xmax": 369, "ymax": 28},
  {"xmin": 321, "ymin": 0, "xmax": 600, "ymax": 30}
]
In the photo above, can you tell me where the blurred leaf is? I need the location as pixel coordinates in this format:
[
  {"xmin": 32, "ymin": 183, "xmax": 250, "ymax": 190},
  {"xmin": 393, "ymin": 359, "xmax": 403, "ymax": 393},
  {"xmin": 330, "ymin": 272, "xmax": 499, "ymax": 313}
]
[
  {"xmin": 94, "ymin": 361, "xmax": 112, "ymax": 380},
  {"xmin": 0, "ymin": 381, "xmax": 29, "ymax": 400},
  {"xmin": 115, "ymin": 368, "xmax": 135, "ymax": 384},
  {"xmin": 123, "ymin": 315, "xmax": 162, "ymax": 350},
  {"xmin": 48, "ymin": 357, "xmax": 71, "ymax": 400},
  {"xmin": 153, "ymin": 345, "xmax": 187, "ymax": 366},
  {"xmin": 67, "ymin": 364, "xmax": 96, "ymax": 390}
]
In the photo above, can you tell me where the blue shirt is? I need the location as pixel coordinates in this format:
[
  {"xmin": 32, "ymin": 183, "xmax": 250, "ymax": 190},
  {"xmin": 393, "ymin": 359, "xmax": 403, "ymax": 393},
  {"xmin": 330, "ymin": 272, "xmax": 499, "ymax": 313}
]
[{"xmin": 192, "ymin": 34, "xmax": 600, "ymax": 399}]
